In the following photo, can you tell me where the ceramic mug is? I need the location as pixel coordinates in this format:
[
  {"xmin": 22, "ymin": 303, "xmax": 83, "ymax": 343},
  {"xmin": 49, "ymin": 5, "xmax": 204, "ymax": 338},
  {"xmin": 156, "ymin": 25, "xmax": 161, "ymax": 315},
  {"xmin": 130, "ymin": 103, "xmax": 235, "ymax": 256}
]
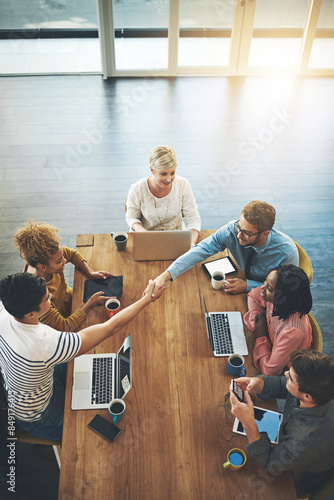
[
  {"xmin": 108, "ymin": 398, "xmax": 126, "ymax": 424},
  {"xmin": 105, "ymin": 298, "xmax": 121, "ymax": 319},
  {"xmin": 112, "ymin": 231, "xmax": 128, "ymax": 251},
  {"xmin": 223, "ymin": 448, "xmax": 247, "ymax": 471},
  {"xmin": 211, "ymin": 270, "xmax": 228, "ymax": 290},
  {"xmin": 227, "ymin": 354, "xmax": 247, "ymax": 377}
]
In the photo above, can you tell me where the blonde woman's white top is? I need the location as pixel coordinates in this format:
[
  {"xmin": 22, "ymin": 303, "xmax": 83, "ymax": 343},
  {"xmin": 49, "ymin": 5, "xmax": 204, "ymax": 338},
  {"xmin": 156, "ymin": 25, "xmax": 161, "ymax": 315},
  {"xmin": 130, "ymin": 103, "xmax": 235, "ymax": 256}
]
[{"xmin": 125, "ymin": 175, "xmax": 201, "ymax": 232}]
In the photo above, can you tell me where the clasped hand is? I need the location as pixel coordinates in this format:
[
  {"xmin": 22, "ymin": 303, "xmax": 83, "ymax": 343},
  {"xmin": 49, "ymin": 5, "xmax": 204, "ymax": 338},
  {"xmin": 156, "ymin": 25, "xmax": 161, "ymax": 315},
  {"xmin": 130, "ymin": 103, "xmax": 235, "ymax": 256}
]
[{"xmin": 143, "ymin": 280, "xmax": 167, "ymax": 302}]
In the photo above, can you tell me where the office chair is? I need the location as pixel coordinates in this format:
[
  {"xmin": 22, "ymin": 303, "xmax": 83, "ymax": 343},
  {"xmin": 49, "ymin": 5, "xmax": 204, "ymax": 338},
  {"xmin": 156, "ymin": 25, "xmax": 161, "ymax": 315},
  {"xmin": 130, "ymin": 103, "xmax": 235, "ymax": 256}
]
[
  {"xmin": 292, "ymin": 239, "xmax": 313, "ymax": 284},
  {"xmin": 14, "ymin": 428, "xmax": 61, "ymax": 468},
  {"xmin": 308, "ymin": 312, "xmax": 323, "ymax": 353},
  {"xmin": 0, "ymin": 373, "xmax": 61, "ymax": 468},
  {"xmin": 308, "ymin": 468, "xmax": 334, "ymax": 500}
]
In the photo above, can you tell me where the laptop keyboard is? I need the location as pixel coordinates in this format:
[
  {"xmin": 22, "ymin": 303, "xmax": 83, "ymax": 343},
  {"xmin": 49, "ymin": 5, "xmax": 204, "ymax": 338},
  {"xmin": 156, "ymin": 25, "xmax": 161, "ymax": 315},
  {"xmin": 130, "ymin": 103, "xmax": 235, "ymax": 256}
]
[
  {"xmin": 91, "ymin": 357, "xmax": 113, "ymax": 405},
  {"xmin": 210, "ymin": 313, "xmax": 234, "ymax": 355}
]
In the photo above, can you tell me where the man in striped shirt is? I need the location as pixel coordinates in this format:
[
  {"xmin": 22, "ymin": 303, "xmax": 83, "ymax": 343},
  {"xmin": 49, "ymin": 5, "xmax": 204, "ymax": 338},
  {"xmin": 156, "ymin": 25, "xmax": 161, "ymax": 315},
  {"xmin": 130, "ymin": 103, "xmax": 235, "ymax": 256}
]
[{"xmin": 0, "ymin": 273, "xmax": 165, "ymax": 441}]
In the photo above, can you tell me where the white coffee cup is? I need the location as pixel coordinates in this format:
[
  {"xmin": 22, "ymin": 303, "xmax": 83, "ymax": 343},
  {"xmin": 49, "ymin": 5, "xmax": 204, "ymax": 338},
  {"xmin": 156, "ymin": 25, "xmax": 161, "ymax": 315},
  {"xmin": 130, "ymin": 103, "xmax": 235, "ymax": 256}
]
[{"xmin": 211, "ymin": 270, "xmax": 227, "ymax": 290}]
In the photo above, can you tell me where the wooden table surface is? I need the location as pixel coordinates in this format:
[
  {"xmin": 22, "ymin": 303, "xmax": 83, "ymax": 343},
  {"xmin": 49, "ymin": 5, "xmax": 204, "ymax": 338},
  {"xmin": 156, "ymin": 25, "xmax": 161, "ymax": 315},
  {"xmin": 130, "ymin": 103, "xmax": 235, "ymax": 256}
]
[{"xmin": 58, "ymin": 231, "xmax": 296, "ymax": 500}]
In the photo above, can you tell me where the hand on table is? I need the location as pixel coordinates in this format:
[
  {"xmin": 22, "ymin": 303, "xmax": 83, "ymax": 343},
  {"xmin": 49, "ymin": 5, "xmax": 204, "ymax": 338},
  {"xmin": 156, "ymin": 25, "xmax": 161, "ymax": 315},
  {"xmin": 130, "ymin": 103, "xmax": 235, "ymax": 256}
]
[
  {"xmin": 88, "ymin": 270, "xmax": 114, "ymax": 280},
  {"xmin": 223, "ymin": 278, "xmax": 247, "ymax": 294},
  {"xmin": 82, "ymin": 291, "xmax": 113, "ymax": 313}
]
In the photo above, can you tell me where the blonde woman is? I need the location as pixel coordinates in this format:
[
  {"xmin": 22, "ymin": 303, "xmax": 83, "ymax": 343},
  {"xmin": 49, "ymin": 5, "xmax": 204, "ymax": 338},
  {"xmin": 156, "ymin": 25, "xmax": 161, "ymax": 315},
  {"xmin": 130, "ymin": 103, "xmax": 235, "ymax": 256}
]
[
  {"xmin": 14, "ymin": 220, "xmax": 113, "ymax": 331},
  {"xmin": 125, "ymin": 145, "xmax": 201, "ymax": 247}
]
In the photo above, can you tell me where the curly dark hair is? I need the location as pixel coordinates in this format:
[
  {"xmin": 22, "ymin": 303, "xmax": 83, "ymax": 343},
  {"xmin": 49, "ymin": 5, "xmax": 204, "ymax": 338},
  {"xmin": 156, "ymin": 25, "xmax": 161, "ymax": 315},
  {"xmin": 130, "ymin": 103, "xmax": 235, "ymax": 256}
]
[
  {"xmin": 14, "ymin": 219, "xmax": 60, "ymax": 267},
  {"xmin": 272, "ymin": 264, "xmax": 312, "ymax": 321}
]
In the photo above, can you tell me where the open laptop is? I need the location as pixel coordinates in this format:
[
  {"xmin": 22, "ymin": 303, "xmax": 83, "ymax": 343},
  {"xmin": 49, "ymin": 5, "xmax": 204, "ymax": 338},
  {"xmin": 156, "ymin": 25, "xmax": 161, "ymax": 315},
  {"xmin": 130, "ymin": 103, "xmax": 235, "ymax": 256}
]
[
  {"xmin": 133, "ymin": 230, "xmax": 191, "ymax": 261},
  {"xmin": 202, "ymin": 296, "xmax": 248, "ymax": 357},
  {"xmin": 71, "ymin": 334, "xmax": 131, "ymax": 410}
]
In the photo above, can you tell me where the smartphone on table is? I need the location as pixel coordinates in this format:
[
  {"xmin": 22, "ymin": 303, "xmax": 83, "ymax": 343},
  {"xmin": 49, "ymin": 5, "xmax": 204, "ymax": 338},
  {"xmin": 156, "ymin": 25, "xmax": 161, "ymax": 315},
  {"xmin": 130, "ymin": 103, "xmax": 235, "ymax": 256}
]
[{"xmin": 88, "ymin": 414, "xmax": 121, "ymax": 442}]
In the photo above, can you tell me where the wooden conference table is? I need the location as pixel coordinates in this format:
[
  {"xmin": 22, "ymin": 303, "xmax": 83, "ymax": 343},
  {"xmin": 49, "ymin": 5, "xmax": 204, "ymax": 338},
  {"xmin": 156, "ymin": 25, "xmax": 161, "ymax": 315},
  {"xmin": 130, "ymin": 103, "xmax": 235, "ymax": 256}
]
[{"xmin": 58, "ymin": 231, "xmax": 296, "ymax": 500}]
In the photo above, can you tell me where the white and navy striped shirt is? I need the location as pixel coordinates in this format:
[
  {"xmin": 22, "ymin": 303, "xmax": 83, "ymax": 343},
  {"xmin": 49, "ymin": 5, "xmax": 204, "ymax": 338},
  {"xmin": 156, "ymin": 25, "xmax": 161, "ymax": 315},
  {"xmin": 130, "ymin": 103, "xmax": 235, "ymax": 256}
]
[{"xmin": 0, "ymin": 302, "xmax": 81, "ymax": 422}]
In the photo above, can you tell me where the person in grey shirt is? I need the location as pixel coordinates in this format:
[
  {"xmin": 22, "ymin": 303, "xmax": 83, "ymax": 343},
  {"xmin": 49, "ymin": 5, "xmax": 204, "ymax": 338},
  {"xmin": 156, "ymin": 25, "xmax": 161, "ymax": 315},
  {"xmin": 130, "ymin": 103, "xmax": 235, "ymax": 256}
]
[
  {"xmin": 230, "ymin": 349, "xmax": 334, "ymax": 498},
  {"xmin": 152, "ymin": 200, "xmax": 298, "ymax": 296}
]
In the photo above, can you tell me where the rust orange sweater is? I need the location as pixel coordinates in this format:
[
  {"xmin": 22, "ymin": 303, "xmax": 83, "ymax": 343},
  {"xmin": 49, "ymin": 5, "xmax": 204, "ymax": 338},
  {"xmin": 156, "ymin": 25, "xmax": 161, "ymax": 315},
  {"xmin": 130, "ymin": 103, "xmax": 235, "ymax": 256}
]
[{"xmin": 25, "ymin": 247, "xmax": 87, "ymax": 332}]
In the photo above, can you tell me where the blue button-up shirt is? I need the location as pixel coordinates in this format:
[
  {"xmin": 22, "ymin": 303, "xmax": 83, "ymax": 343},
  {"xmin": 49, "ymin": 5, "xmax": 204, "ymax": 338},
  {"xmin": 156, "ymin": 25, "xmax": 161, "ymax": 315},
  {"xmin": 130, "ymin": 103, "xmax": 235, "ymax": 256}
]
[{"xmin": 167, "ymin": 220, "xmax": 299, "ymax": 291}]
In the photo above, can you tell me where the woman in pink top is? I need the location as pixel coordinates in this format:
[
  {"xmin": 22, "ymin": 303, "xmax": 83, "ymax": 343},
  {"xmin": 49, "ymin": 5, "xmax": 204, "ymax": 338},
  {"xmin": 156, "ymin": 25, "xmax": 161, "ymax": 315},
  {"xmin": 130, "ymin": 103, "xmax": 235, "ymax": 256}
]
[{"xmin": 243, "ymin": 264, "xmax": 312, "ymax": 376}]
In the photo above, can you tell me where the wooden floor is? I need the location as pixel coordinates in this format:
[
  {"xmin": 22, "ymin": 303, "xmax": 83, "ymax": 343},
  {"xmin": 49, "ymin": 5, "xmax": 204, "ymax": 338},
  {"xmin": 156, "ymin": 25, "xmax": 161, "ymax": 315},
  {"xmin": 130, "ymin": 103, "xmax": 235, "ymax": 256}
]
[
  {"xmin": 0, "ymin": 74, "xmax": 333, "ymax": 353},
  {"xmin": 0, "ymin": 73, "xmax": 333, "ymax": 497}
]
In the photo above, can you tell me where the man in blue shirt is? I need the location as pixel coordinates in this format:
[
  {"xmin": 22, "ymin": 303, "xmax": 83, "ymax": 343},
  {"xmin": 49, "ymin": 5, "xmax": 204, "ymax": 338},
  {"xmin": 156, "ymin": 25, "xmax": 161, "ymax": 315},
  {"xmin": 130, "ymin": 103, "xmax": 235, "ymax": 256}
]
[{"xmin": 152, "ymin": 200, "xmax": 298, "ymax": 295}]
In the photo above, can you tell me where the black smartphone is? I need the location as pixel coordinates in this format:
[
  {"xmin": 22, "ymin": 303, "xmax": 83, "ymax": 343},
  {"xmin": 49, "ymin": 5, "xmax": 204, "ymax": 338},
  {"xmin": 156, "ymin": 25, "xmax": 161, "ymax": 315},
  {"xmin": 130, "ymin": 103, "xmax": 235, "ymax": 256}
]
[
  {"xmin": 88, "ymin": 414, "xmax": 121, "ymax": 443},
  {"xmin": 232, "ymin": 379, "xmax": 245, "ymax": 403}
]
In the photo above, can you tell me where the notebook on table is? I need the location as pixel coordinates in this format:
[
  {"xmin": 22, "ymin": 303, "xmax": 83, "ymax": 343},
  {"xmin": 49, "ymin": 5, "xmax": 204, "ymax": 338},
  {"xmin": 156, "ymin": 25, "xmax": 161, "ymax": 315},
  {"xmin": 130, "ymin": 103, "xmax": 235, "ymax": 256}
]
[
  {"xmin": 71, "ymin": 334, "xmax": 131, "ymax": 410},
  {"xmin": 202, "ymin": 296, "xmax": 248, "ymax": 357},
  {"xmin": 133, "ymin": 230, "xmax": 191, "ymax": 261}
]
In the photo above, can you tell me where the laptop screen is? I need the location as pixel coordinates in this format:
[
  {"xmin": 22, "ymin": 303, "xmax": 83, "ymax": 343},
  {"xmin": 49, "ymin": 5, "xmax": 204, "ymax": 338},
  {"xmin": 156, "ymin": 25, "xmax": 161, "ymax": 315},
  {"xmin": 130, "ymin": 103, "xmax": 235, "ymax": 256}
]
[{"xmin": 116, "ymin": 334, "xmax": 132, "ymax": 399}]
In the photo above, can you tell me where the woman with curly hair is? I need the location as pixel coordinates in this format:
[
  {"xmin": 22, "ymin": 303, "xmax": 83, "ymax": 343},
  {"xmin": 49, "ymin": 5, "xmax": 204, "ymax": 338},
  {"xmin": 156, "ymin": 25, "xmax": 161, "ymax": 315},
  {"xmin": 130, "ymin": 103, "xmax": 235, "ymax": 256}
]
[
  {"xmin": 14, "ymin": 220, "xmax": 113, "ymax": 331},
  {"xmin": 243, "ymin": 264, "xmax": 313, "ymax": 376}
]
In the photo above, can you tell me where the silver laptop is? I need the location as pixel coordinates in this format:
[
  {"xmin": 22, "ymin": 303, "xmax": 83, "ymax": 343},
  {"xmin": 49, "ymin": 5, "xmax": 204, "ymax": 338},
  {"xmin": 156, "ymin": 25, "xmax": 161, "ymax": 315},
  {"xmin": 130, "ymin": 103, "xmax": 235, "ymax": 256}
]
[
  {"xmin": 202, "ymin": 297, "xmax": 248, "ymax": 357},
  {"xmin": 71, "ymin": 334, "xmax": 131, "ymax": 410},
  {"xmin": 133, "ymin": 230, "xmax": 191, "ymax": 261}
]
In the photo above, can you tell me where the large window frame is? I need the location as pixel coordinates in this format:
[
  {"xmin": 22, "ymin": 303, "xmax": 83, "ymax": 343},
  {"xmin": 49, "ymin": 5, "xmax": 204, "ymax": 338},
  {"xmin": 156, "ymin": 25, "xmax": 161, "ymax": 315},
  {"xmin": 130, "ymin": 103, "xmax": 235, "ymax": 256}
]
[
  {"xmin": 1, "ymin": 0, "xmax": 331, "ymax": 77},
  {"xmin": 97, "ymin": 0, "xmax": 334, "ymax": 78}
]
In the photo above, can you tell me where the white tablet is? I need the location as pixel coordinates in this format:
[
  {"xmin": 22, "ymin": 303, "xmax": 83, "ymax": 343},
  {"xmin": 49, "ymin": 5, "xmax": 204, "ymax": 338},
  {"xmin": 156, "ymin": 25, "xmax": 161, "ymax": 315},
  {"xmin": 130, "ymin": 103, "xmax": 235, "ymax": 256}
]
[
  {"xmin": 202, "ymin": 256, "xmax": 238, "ymax": 278},
  {"xmin": 233, "ymin": 406, "xmax": 283, "ymax": 444}
]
